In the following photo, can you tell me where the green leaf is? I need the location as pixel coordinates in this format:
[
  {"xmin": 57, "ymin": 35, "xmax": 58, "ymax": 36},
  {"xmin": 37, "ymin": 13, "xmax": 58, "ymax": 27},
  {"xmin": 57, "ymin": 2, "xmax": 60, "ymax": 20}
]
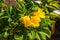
[
  {"xmin": 0, "ymin": 13, "xmax": 4, "ymax": 16},
  {"xmin": 31, "ymin": 31, "xmax": 36, "ymax": 39},
  {"xmin": 43, "ymin": 7, "xmax": 49, "ymax": 14},
  {"xmin": 10, "ymin": 6, "xmax": 12, "ymax": 14},
  {"xmin": 36, "ymin": 32, "xmax": 41, "ymax": 40},
  {"xmin": 17, "ymin": 0, "xmax": 25, "ymax": 9},
  {"xmin": 8, "ymin": 18, "xmax": 12, "ymax": 22},
  {"xmin": 31, "ymin": 5, "xmax": 39, "ymax": 11},
  {"xmin": 0, "ymin": 33, "xmax": 4, "ymax": 39},
  {"xmin": 49, "ymin": 1, "xmax": 60, "ymax": 9},
  {"xmin": 4, "ymin": 26, "xmax": 10, "ymax": 31},
  {"xmin": 46, "ymin": 5, "xmax": 57, "ymax": 10},
  {"xmin": 28, "ymin": 33, "xmax": 32, "ymax": 39},
  {"xmin": 4, "ymin": 31, "xmax": 9, "ymax": 38},
  {"xmin": 0, "ymin": 16, "xmax": 9, "ymax": 19},
  {"xmin": 38, "ymin": 32, "xmax": 46, "ymax": 40},
  {"xmin": 17, "ymin": 0, "xmax": 23, "ymax": 2},
  {"xmin": 47, "ymin": 0, "xmax": 52, "ymax": 2},
  {"xmin": 50, "ymin": 12, "xmax": 59, "ymax": 17},
  {"xmin": 50, "ymin": 12, "xmax": 59, "ymax": 20},
  {"xmin": 41, "ymin": 27, "xmax": 51, "ymax": 38},
  {"xmin": 23, "ymin": 34, "xmax": 28, "ymax": 40},
  {"xmin": 28, "ymin": 31, "xmax": 35, "ymax": 40},
  {"xmin": 14, "ymin": 35, "xmax": 23, "ymax": 40}
]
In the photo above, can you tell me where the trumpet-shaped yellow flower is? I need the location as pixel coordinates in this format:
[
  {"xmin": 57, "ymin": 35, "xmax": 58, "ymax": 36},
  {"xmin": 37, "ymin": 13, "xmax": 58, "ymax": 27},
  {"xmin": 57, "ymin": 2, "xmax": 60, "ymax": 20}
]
[
  {"xmin": 20, "ymin": 8, "xmax": 45, "ymax": 28},
  {"xmin": 20, "ymin": 16, "xmax": 32, "ymax": 27},
  {"xmin": 20, "ymin": 16, "xmax": 41, "ymax": 28},
  {"xmin": 38, "ymin": 8, "xmax": 43, "ymax": 12},
  {"xmin": 31, "ymin": 16, "xmax": 41, "ymax": 23},
  {"xmin": 31, "ymin": 16, "xmax": 41, "ymax": 27},
  {"xmin": 32, "ymin": 23, "xmax": 39, "ymax": 28},
  {"xmin": 33, "ymin": 8, "xmax": 45, "ymax": 18},
  {"xmin": 38, "ymin": 8, "xmax": 45, "ymax": 18}
]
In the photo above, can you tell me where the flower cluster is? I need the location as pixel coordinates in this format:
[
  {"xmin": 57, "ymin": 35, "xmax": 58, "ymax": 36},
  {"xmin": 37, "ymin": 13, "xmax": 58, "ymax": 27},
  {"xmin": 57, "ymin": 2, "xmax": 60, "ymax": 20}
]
[{"xmin": 19, "ymin": 8, "xmax": 45, "ymax": 28}]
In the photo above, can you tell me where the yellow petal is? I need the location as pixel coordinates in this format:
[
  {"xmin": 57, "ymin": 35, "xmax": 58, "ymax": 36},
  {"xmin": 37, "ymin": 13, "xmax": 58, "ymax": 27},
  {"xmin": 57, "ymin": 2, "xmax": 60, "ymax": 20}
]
[
  {"xmin": 32, "ymin": 8, "xmax": 45, "ymax": 18},
  {"xmin": 32, "ymin": 23, "xmax": 39, "ymax": 28},
  {"xmin": 20, "ymin": 16, "xmax": 32, "ymax": 27},
  {"xmin": 31, "ymin": 16, "xmax": 41, "ymax": 23},
  {"xmin": 38, "ymin": 8, "xmax": 43, "ymax": 13}
]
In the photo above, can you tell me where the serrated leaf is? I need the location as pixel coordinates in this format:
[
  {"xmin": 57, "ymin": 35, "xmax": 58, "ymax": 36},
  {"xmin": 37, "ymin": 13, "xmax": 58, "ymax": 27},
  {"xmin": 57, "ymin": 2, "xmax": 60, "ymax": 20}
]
[
  {"xmin": 40, "ymin": 27, "xmax": 51, "ymax": 38},
  {"xmin": 38, "ymin": 32, "xmax": 46, "ymax": 40},
  {"xmin": 28, "ymin": 31, "xmax": 35, "ymax": 40},
  {"xmin": 28, "ymin": 33, "xmax": 32, "ymax": 39},
  {"xmin": 50, "ymin": 12, "xmax": 59, "ymax": 17},
  {"xmin": 31, "ymin": 31, "xmax": 36, "ymax": 39},
  {"xmin": 36, "ymin": 32, "xmax": 41, "ymax": 40}
]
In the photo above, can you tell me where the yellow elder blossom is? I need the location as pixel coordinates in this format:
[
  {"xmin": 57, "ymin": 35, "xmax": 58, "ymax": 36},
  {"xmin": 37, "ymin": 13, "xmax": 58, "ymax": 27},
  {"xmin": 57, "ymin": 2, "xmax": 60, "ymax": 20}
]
[
  {"xmin": 20, "ymin": 16, "xmax": 41, "ymax": 28},
  {"xmin": 31, "ymin": 16, "xmax": 41, "ymax": 23},
  {"xmin": 32, "ymin": 23, "xmax": 39, "ymax": 28},
  {"xmin": 20, "ymin": 16, "xmax": 32, "ymax": 27},
  {"xmin": 33, "ymin": 8, "xmax": 45, "ymax": 18},
  {"xmin": 20, "ymin": 8, "xmax": 45, "ymax": 28},
  {"xmin": 31, "ymin": 16, "xmax": 41, "ymax": 27}
]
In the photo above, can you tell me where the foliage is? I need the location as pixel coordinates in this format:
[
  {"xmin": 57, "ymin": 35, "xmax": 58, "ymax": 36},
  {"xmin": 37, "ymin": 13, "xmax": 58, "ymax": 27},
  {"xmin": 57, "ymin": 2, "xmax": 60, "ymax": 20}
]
[{"xmin": 0, "ymin": 0, "xmax": 60, "ymax": 40}]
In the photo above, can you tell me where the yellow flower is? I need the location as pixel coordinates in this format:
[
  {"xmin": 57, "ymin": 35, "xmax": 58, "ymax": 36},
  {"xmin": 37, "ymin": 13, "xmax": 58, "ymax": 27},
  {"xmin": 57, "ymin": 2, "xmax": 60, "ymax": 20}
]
[
  {"xmin": 32, "ymin": 23, "xmax": 39, "ymax": 28},
  {"xmin": 33, "ymin": 8, "xmax": 45, "ymax": 18},
  {"xmin": 31, "ymin": 16, "xmax": 41, "ymax": 27},
  {"xmin": 31, "ymin": 16, "xmax": 41, "ymax": 23},
  {"xmin": 20, "ymin": 16, "xmax": 32, "ymax": 27},
  {"xmin": 38, "ymin": 12, "xmax": 45, "ymax": 18},
  {"xmin": 32, "ymin": 12, "xmax": 39, "ymax": 17},
  {"xmin": 38, "ymin": 8, "xmax": 45, "ymax": 18},
  {"xmin": 38, "ymin": 8, "xmax": 43, "ymax": 12}
]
